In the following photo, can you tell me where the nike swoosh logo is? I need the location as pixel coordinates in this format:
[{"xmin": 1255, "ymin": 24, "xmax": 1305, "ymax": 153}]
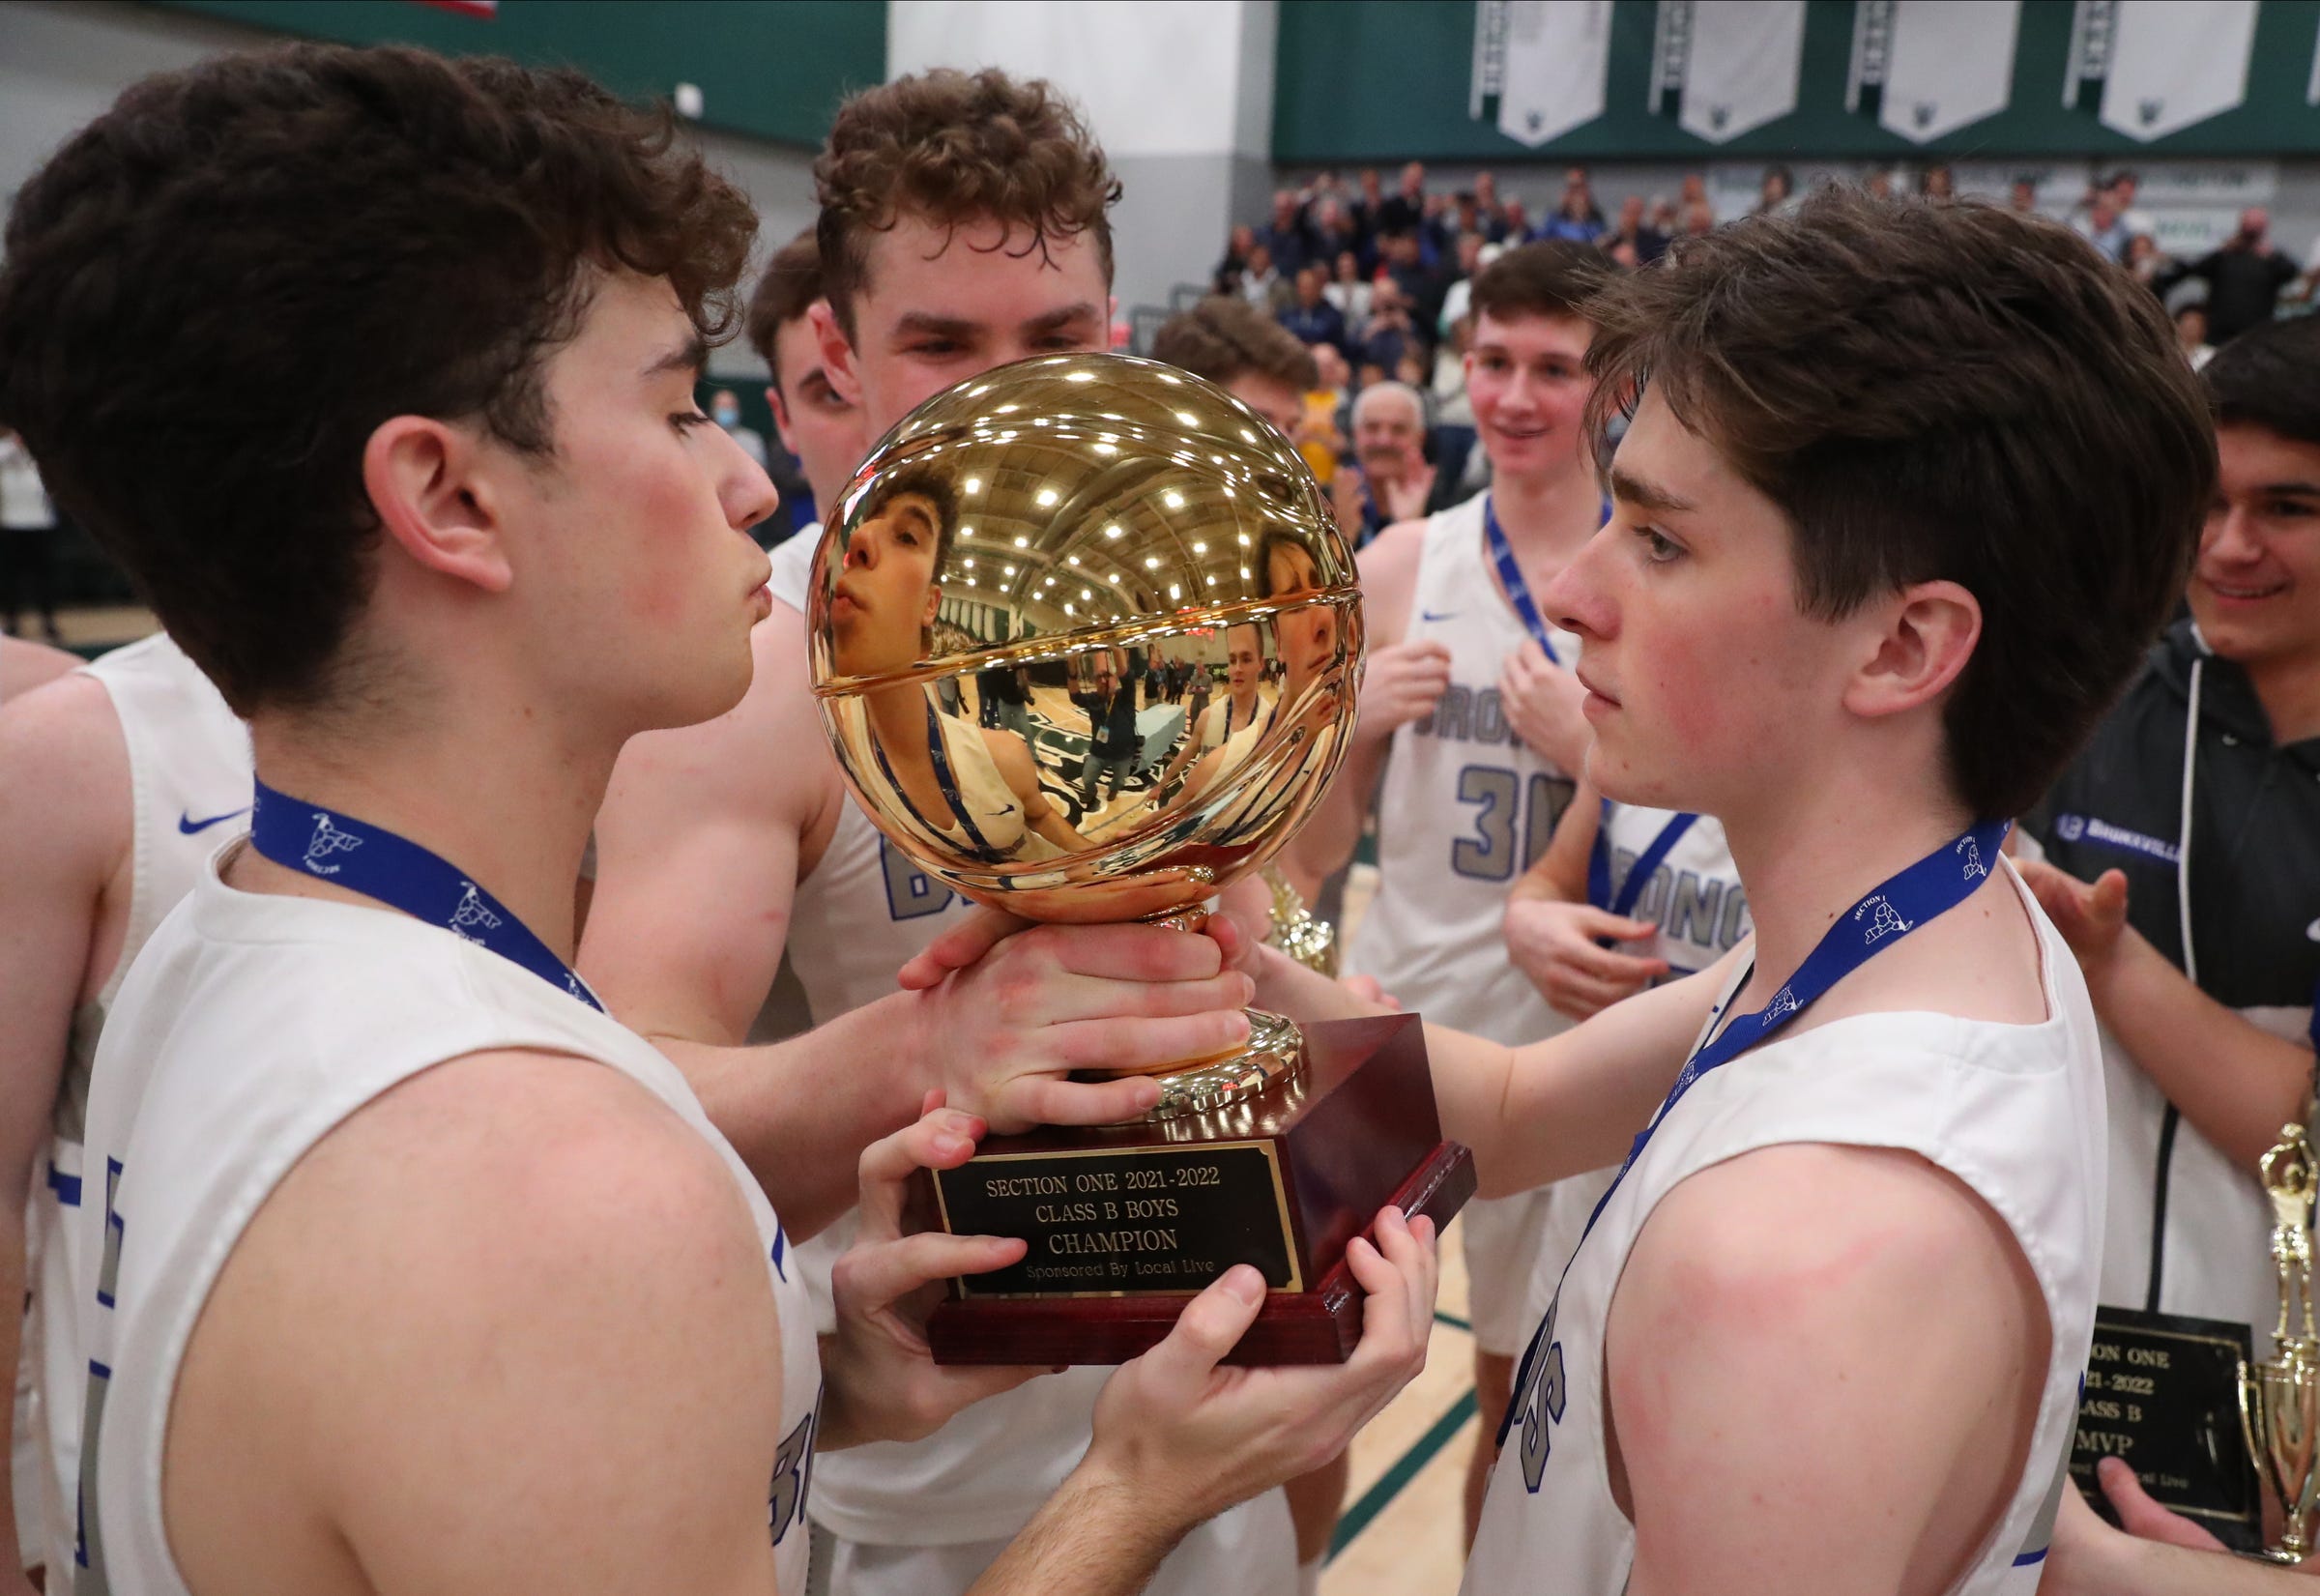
[
  {"xmin": 1421, "ymin": 609, "xmax": 1459, "ymax": 622},
  {"xmin": 177, "ymin": 806, "xmax": 250, "ymax": 835},
  {"xmin": 995, "ymin": 804, "xmax": 1018, "ymax": 816}
]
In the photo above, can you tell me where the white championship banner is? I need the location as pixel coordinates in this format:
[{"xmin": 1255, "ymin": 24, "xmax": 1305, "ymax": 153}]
[
  {"xmin": 1652, "ymin": 0, "xmax": 1807, "ymax": 145},
  {"xmin": 2065, "ymin": 0, "xmax": 2260, "ymax": 143},
  {"xmin": 1849, "ymin": 0, "xmax": 2023, "ymax": 144},
  {"xmin": 1473, "ymin": 0, "xmax": 1614, "ymax": 148}
]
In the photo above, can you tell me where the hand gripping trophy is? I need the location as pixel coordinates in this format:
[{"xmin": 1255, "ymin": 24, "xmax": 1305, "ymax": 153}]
[
  {"xmin": 808, "ymin": 354, "xmax": 1472, "ymax": 1365},
  {"xmin": 2242, "ymin": 1121, "xmax": 2320, "ymax": 1560}
]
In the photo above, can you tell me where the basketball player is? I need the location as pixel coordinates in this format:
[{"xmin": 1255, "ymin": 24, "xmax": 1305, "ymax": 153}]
[
  {"xmin": 1286, "ymin": 241, "xmax": 1610, "ymax": 1540},
  {"xmin": 0, "ymin": 636, "xmax": 72, "ymax": 703},
  {"xmin": 0, "ymin": 637, "xmax": 248, "ymax": 1589},
  {"xmin": 914, "ymin": 189, "xmax": 2213, "ymax": 1592},
  {"xmin": 1155, "ymin": 623, "xmax": 1269, "ymax": 795},
  {"xmin": 580, "ymin": 69, "xmax": 1311, "ymax": 1596},
  {"xmin": 826, "ymin": 470, "xmax": 1085, "ymax": 861},
  {"xmin": 748, "ymin": 226, "xmax": 865, "ymax": 544},
  {"xmin": 0, "ymin": 45, "xmax": 1436, "ymax": 1596},
  {"xmin": 2016, "ymin": 316, "xmax": 2320, "ymax": 1350}
]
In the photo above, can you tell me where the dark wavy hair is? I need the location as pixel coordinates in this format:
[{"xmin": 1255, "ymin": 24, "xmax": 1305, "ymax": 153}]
[
  {"xmin": 814, "ymin": 68, "xmax": 1119, "ymax": 338},
  {"xmin": 745, "ymin": 227, "xmax": 826, "ymax": 389},
  {"xmin": 1581, "ymin": 189, "xmax": 2216, "ymax": 820},
  {"xmin": 0, "ymin": 43, "xmax": 757, "ymax": 715},
  {"xmin": 1151, "ymin": 297, "xmax": 1320, "ymax": 392}
]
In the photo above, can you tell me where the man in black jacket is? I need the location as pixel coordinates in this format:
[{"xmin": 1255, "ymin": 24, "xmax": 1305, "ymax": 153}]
[
  {"xmin": 2158, "ymin": 209, "xmax": 2303, "ymax": 344},
  {"xmin": 1072, "ymin": 658, "xmax": 1142, "ymax": 809}
]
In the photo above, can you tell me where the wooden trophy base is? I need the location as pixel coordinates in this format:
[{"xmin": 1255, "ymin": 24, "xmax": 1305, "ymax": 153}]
[{"xmin": 918, "ymin": 1012, "xmax": 1473, "ymax": 1366}]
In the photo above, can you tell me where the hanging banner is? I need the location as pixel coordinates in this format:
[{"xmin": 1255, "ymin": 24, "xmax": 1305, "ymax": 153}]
[
  {"xmin": 1482, "ymin": 0, "xmax": 1615, "ymax": 147},
  {"xmin": 1852, "ymin": 0, "xmax": 2022, "ymax": 144},
  {"xmin": 2068, "ymin": 0, "xmax": 2261, "ymax": 142},
  {"xmin": 1653, "ymin": 0, "xmax": 1807, "ymax": 145}
]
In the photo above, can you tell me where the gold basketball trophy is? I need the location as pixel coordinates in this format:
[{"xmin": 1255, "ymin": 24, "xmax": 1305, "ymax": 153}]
[
  {"xmin": 2241, "ymin": 1122, "xmax": 2320, "ymax": 1561},
  {"xmin": 807, "ymin": 354, "xmax": 1471, "ymax": 1364}
]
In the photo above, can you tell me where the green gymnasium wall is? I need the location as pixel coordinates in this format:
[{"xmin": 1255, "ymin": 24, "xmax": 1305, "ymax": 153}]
[
  {"xmin": 157, "ymin": 0, "xmax": 884, "ymax": 150},
  {"xmin": 1274, "ymin": 0, "xmax": 2320, "ymax": 162}
]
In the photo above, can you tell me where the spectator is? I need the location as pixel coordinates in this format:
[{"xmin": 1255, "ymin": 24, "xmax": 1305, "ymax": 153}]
[
  {"xmin": 1603, "ymin": 194, "xmax": 1668, "ymax": 265},
  {"xmin": 2173, "ymin": 302, "xmax": 2217, "ymax": 369},
  {"xmin": 2123, "ymin": 230, "xmax": 2168, "ymax": 295},
  {"xmin": 1279, "ymin": 264, "xmax": 1349, "ymax": 356},
  {"xmin": 1309, "ymin": 195, "xmax": 1357, "ymax": 271},
  {"xmin": 1647, "ymin": 194, "xmax": 1680, "ymax": 241},
  {"xmin": 1474, "ymin": 170, "xmax": 1514, "ymax": 242},
  {"xmin": 1865, "ymin": 168, "xmax": 1895, "ymax": 200},
  {"xmin": 1499, "ymin": 196, "xmax": 1531, "ymax": 242},
  {"xmin": 1071, "ymin": 660, "xmax": 1141, "ymax": 808},
  {"xmin": 2157, "ymin": 209, "xmax": 2304, "ymax": 343},
  {"xmin": 1679, "ymin": 170, "xmax": 1708, "ymax": 210},
  {"xmin": 2009, "ymin": 177, "xmax": 2039, "ymax": 214},
  {"xmin": 1918, "ymin": 163, "xmax": 1955, "ymax": 199},
  {"xmin": 0, "ymin": 430, "xmax": 62, "ymax": 644},
  {"xmin": 1378, "ymin": 160, "xmax": 1427, "ymax": 236},
  {"xmin": 1536, "ymin": 167, "xmax": 1605, "ymax": 244},
  {"xmin": 1142, "ymin": 651, "xmax": 1166, "ymax": 705},
  {"xmin": 1238, "ymin": 241, "xmax": 1286, "ymax": 311},
  {"xmin": 707, "ymin": 388, "xmax": 768, "ymax": 472},
  {"xmin": 1331, "ymin": 380, "xmax": 1445, "ymax": 541},
  {"xmin": 1221, "ymin": 221, "xmax": 1256, "ymax": 274},
  {"xmin": 1324, "ymin": 248, "xmax": 1374, "ymax": 336},
  {"xmin": 1681, "ymin": 199, "xmax": 1716, "ymax": 240},
  {"xmin": 1436, "ymin": 232, "xmax": 1488, "ymax": 335},
  {"xmin": 1351, "ymin": 165, "xmax": 1387, "ymax": 263},
  {"xmin": 1754, "ymin": 163, "xmax": 1795, "ymax": 217},
  {"xmin": 1360, "ymin": 278, "xmax": 1420, "ymax": 377},
  {"xmin": 1262, "ymin": 188, "xmax": 1314, "ymax": 277},
  {"xmin": 2074, "ymin": 190, "xmax": 2129, "ymax": 262}
]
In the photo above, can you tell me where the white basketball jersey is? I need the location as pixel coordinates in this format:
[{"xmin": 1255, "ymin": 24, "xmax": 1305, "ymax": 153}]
[
  {"xmin": 72, "ymin": 857, "xmax": 821, "ymax": 1596},
  {"xmin": 1595, "ymin": 804, "xmax": 1750, "ymax": 977},
  {"xmin": 23, "ymin": 634, "xmax": 247, "ymax": 1588},
  {"xmin": 1470, "ymin": 866, "xmax": 2105, "ymax": 1594},
  {"xmin": 1344, "ymin": 490, "xmax": 1580, "ymax": 1048}
]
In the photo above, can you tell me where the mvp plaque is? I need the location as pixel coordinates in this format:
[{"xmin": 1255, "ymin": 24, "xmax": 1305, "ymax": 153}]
[{"xmin": 2072, "ymin": 1306, "xmax": 2262, "ymax": 1553}]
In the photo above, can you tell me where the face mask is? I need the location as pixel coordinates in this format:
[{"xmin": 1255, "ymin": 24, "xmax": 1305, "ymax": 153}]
[{"xmin": 713, "ymin": 405, "xmax": 740, "ymax": 428}]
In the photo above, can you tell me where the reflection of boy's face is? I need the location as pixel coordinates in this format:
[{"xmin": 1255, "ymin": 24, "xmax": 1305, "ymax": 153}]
[
  {"xmin": 831, "ymin": 489, "xmax": 942, "ymax": 675},
  {"xmin": 1226, "ymin": 624, "xmax": 1262, "ymax": 693},
  {"xmin": 1265, "ymin": 542, "xmax": 1338, "ymax": 684}
]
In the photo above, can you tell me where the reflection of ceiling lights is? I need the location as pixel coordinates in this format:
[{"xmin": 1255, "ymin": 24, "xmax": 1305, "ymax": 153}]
[
  {"xmin": 1066, "ymin": 555, "xmax": 1081, "ymax": 566},
  {"xmin": 1192, "ymin": 541, "xmax": 1206, "ymax": 553},
  {"xmin": 1064, "ymin": 602, "xmax": 1074, "ymax": 615},
  {"xmin": 1003, "ymin": 565, "xmax": 1016, "ymax": 577},
  {"xmin": 1014, "ymin": 535, "xmax": 1029, "ymax": 547},
  {"xmin": 1237, "ymin": 533, "xmax": 1251, "ymax": 545},
  {"xmin": 1066, "ymin": 370, "xmax": 1094, "ymax": 384},
  {"xmin": 1211, "ymin": 455, "xmax": 1224, "ymax": 465},
  {"xmin": 1104, "ymin": 524, "xmax": 1123, "ymax": 539},
  {"xmin": 1240, "ymin": 429, "xmax": 1257, "ymax": 444},
  {"xmin": 1169, "ymin": 584, "xmax": 1181, "ymax": 599},
  {"xmin": 965, "ymin": 478, "xmax": 982, "ymax": 494},
  {"xmin": 1035, "ymin": 488, "xmax": 1058, "ymax": 507},
  {"xmin": 1206, "ymin": 572, "xmax": 1218, "ymax": 584},
  {"xmin": 1081, "ymin": 588, "xmax": 1092, "ymax": 599},
  {"xmin": 1175, "ymin": 411, "xmax": 1197, "ymax": 425},
  {"xmin": 996, "ymin": 404, "xmax": 1018, "ymax": 414},
  {"xmin": 1143, "ymin": 556, "xmax": 1160, "ymax": 569},
  {"xmin": 962, "ymin": 558, "xmax": 975, "ymax": 568},
  {"xmin": 1163, "ymin": 491, "xmax": 1184, "ymax": 509},
  {"xmin": 1093, "ymin": 443, "xmax": 1116, "ymax": 455},
  {"xmin": 1240, "ymin": 566, "xmax": 1251, "ymax": 578}
]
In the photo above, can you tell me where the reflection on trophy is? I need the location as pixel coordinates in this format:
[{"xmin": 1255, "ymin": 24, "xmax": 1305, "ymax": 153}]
[
  {"xmin": 808, "ymin": 354, "xmax": 1472, "ymax": 1364},
  {"xmin": 2241, "ymin": 1122, "xmax": 2320, "ymax": 1561}
]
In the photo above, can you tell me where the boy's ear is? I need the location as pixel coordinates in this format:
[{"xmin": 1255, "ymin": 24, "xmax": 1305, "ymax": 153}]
[{"xmin": 1842, "ymin": 579, "xmax": 1980, "ymax": 721}]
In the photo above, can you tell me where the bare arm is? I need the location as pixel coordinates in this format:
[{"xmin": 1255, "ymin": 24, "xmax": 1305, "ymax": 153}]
[
  {"xmin": 0, "ymin": 676, "xmax": 127, "ymax": 1590},
  {"xmin": 1285, "ymin": 520, "xmax": 1439, "ymax": 886},
  {"xmin": 1615, "ymin": 1146, "xmax": 2051, "ymax": 1596},
  {"xmin": 166, "ymin": 1051, "xmax": 796, "ymax": 1596},
  {"xmin": 0, "ymin": 637, "xmax": 74, "ymax": 703},
  {"xmin": 983, "ymin": 728, "xmax": 1088, "ymax": 855},
  {"xmin": 2019, "ymin": 860, "xmax": 2313, "ymax": 1169}
]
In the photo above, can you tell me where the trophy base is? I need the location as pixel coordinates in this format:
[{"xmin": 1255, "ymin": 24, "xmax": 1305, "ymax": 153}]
[{"xmin": 917, "ymin": 1013, "xmax": 1473, "ymax": 1366}]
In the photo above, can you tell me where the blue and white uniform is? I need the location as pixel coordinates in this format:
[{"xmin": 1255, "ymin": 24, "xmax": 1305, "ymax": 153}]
[
  {"xmin": 72, "ymin": 850, "xmax": 824, "ymax": 1596},
  {"xmin": 1471, "ymin": 864, "xmax": 2104, "ymax": 1593},
  {"xmin": 1343, "ymin": 489, "xmax": 1583, "ymax": 1355},
  {"xmin": 1593, "ymin": 804, "xmax": 1750, "ymax": 979},
  {"xmin": 765, "ymin": 550, "xmax": 1296, "ymax": 1596},
  {"xmin": 18, "ymin": 634, "xmax": 247, "ymax": 1588}
]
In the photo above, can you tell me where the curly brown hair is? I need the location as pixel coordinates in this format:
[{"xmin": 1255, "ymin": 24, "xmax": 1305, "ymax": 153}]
[
  {"xmin": 1469, "ymin": 241, "xmax": 1611, "ymax": 326},
  {"xmin": 1580, "ymin": 189, "xmax": 2216, "ymax": 820},
  {"xmin": 745, "ymin": 227, "xmax": 826, "ymax": 385},
  {"xmin": 814, "ymin": 68, "xmax": 1120, "ymax": 338},
  {"xmin": 0, "ymin": 44, "xmax": 756, "ymax": 716},
  {"xmin": 1151, "ymin": 298, "xmax": 1319, "ymax": 392}
]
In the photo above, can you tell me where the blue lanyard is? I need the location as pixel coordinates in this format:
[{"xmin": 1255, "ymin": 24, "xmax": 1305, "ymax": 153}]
[
  {"xmin": 1482, "ymin": 494, "xmax": 1612, "ymax": 666},
  {"xmin": 1585, "ymin": 799, "xmax": 1699, "ymax": 921},
  {"xmin": 870, "ymin": 699, "xmax": 1006, "ymax": 864},
  {"xmin": 247, "ymin": 780, "xmax": 602, "ymax": 1011},
  {"xmin": 1497, "ymin": 818, "xmax": 2011, "ymax": 1446}
]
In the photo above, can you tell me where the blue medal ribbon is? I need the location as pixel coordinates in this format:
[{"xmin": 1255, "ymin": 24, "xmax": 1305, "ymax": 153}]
[
  {"xmin": 1482, "ymin": 494, "xmax": 1611, "ymax": 668},
  {"xmin": 1497, "ymin": 817, "xmax": 2012, "ymax": 1446},
  {"xmin": 247, "ymin": 780, "xmax": 603, "ymax": 1011},
  {"xmin": 869, "ymin": 698, "xmax": 1008, "ymax": 865},
  {"xmin": 1585, "ymin": 799, "xmax": 1699, "ymax": 922}
]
